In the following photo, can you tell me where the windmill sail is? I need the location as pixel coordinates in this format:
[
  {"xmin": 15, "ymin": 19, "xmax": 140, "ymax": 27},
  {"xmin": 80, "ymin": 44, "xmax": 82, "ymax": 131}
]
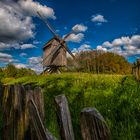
[
  {"xmin": 37, "ymin": 11, "xmax": 76, "ymax": 73},
  {"xmin": 37, "ymin": 12, "xmax": 58, "ymax": 37}
]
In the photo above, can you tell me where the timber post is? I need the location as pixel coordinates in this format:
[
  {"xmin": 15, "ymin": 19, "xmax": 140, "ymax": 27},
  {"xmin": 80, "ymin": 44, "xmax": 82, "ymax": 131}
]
[
  {"xmin": 132, "ymin": 59, "xmax": 140, "ymax": 80},
  {"xmin": 80, "ymin": 108, "xmax": 111, "ymax": 140},
  {"xmin": 54, "ymin": 95, "xmax": 75, "ymax": 140},
  {"xmin": 1, "ymin": 85, "xmax": 45, "ymax": 140}
]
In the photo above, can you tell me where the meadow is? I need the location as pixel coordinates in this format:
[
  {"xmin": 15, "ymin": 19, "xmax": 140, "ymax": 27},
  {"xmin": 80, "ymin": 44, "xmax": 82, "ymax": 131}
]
[{"xmin": 1, "ymin": 73, "xmax": 140, "ymax": 140}]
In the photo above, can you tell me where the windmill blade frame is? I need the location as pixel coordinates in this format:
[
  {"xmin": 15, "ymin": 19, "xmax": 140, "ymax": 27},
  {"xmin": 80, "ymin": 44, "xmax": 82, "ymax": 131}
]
[
  {"xmin": 37, "ymin": 11, "xmax": 58, "ymax": 37},
  {"xmin": 64, "ymin": 45, "xmax": 75, "ymax": 59}
]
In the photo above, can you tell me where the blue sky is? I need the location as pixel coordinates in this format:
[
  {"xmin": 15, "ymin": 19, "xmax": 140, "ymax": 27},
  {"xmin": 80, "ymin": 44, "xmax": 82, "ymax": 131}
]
[{"xmin": 0, "ymin": 0, "xmax": 140, "ymax": 72}]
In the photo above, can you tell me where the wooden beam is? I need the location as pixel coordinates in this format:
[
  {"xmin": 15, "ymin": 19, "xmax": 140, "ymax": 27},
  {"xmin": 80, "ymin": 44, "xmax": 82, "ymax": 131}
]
[
  {"xmin": 80, "ymin": 108, "xmax": 111, "ymax": 140},
  {"xmin": 28, "ymin": 99, "xmax": 57, "ymax": 140},
  {"xmin": 55, "ymin": 95, "xmax": 75, "ymax": 140}
]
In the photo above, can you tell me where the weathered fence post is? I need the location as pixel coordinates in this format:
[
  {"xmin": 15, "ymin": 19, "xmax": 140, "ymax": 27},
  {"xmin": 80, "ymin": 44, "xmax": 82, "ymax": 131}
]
[
  {"xmin": 1, "ymin": 85, "xmax": 45, "ymax": 140},
  {"xmin": 28, "ymin": 99, "xmax": 57, "ymax": 140},
  {"xmin": 80, "ymin": 108, "xmax": 111, "ymax": 140},
  {"xmin": 132, "ymin": 59, "xmax": 140, "ymax": 80},
  {"xmin": 55, "ymin": 95, "xmax": 75, "ymax": 140}
]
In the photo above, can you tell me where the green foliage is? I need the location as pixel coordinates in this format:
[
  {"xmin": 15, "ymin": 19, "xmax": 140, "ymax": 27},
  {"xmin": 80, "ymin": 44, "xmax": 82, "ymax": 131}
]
[
  {"xmin": 68, "ymin": 51, "xmax": 132, "ymax": 74},
  {"xmin": 0, "ymin": 68, "xmax": 4, "ymax": 83},
  {"xmin": 16, "ymin": 68, "xmax": 36, "ymax": 77},
  {"xmin": 5, "ymin": 64, "xmax": 17, "ymax": 77},
  {"xmin": 0, "ymin": 63, "xmax": 36, "ymax": 79},
  {"xmin": 1, "ymin": 73, "xmax": 140, "ymax": 139}
]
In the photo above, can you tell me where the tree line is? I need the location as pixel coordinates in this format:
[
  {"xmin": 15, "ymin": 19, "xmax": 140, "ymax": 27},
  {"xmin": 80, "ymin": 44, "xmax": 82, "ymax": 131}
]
[
  {"xmin": 67, "ymin": 51, "xmax": 132, "ymax": 74},
  {"xmin": 0, "ymin": 51, "xmax": 132, "ymax": 78},
  {"xmin": 0, "ymin": 64, "xmax": 36, "ymax": 80}
]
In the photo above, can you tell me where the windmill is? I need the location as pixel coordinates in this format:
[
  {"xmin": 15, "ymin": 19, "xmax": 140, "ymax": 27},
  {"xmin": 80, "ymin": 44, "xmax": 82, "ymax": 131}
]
[{"xmin": 37, "ymin": 12, "xmax": 76, "ymax": 74}]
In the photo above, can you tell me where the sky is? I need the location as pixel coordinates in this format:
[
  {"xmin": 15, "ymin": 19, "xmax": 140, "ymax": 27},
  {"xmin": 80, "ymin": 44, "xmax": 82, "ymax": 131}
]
[{"xmin": 0, "ymin": 0, "xmax": 140, "ymax": 72}]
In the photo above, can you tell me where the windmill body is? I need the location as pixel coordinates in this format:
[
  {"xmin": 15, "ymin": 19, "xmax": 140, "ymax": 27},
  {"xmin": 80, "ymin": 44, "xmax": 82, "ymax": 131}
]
[
  {"xmin": 37, "ymin": 12, "xmax": 75, "ymax": 73},
  {"xmin": 43, "ymin": 37, "xmax": 67, "ymax": 68}
]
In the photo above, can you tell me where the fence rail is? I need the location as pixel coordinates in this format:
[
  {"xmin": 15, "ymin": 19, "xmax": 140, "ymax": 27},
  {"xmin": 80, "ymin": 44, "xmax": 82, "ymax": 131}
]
[{"xmin": 0, "ymin": 85, "xmax": 111, "ymax": 140}]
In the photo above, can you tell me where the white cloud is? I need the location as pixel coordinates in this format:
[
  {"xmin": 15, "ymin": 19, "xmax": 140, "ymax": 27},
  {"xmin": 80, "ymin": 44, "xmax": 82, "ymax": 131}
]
[
  {"xmin": 0, "ymin": 42, "xmax": 11, "ymax": 50},
  {"xmin": 20, "ymin": 44, "xmax": 36, "ymax": 49},
  {"xmin": 20, "ymin": 53, "xmax": 27, "ymax": 57},
  {"xmin": 0, "ymin": 52, "xmax": 12, "ymax": 59},
  {"xmin": 79, "ymin": 44, "xmax": 91, "ymax": 51},
  {"xmin": 0, "ymin": 0, "xmax": 55, "ymax": 44},
  {"xmin": 71, "ymin": 44, "xmax": 91, "ymax": 54},
  {"xmin": 131, "ymin": 35, "xmax": 140, "ymax": 47},
  {"xmin": 72, "ymin": 24, "xmax": 88, "ymax": 32},
  {"xmin": 33, "ymin": 40, "xmax": 40, "ymax": 45},
  {"xmin": 91, "ymin": 14, "xmax": 108, "ymax": 23},
  {"xmin": 28, "ymin": 56, "xmax": 42, "ymax": 64},
  {"xmin": 65, "ymin": 33, "xmax": 84, "ymax": 43},
  {"xmin": 0, "ymin": 2, "xmax": 35, "ymax": 43},
  {"xmin": 28, "ymin": 56, "xmax": 43, "ymax": 73},
  {"xmin": 97, "ymin": 35, "xmax": 140, "ymax": 57},
  {"xmin": 19, "ymin": 0, "xmax": 56, "ymax": 19},
  {"xmin": 29, "ymin": 64, "xmax": 43, "ymax": 74},
  {"xmin": 71, "ymin": 48, "xmax": 78, "ymax": 53},
  {"xmin": 0, "ymin": 52, "xmax": 16, "ymax": 63},
  {"xmin": 14, "ymin": 63, "xmax": 27, "ymax": 68},
  {"xmin": 102, "ymin": 41, "xmax": 112, "ymax": 47},
  {"xmin": 0, "ymin": 42, "xmax": 36, "ymax": 50},
  {"xmin": 97, "ymin": 45, "xmax": 107, "ymax": 52}
]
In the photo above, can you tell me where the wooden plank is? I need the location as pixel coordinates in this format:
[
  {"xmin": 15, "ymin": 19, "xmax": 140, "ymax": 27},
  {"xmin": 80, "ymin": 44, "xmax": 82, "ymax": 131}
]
[
  {"xmin": 80, "ymin": 108, "xmax": 111, "ymax": 140},
  {"xmin": 28, "ymin": 99, "xmax": 57, "ymax": 140},
  {"xmin": 0, "ymin": 84, "xmax": 3, "ymax": 103},
  {"xmin": 33, "ymin": 86, "xmax": 45, "ymax": 122},
  {"xmin": 2, "ymin": 85, "xmax": 27, "ymax": 140},
  {"xmin": 54, "ymin": 95, "xmax": 75, "ymax": 140},
  {"xmin": 1, "ymin": 85, "xmax": 47, "ymax": 140}
]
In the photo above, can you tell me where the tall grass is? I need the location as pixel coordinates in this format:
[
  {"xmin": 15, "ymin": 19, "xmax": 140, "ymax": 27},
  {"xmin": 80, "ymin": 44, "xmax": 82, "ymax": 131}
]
[{"xmin": 1, "ymin": 73, "xmax": 140, "ymax": 140}]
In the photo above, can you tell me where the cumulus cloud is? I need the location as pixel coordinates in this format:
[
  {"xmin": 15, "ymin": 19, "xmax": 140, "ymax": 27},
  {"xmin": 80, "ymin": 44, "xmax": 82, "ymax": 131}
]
[
  {"xmin": 20, "ymin": 44, "xmax": 36, "ymax": 49},
  {"xmin": 0, "ymin": 42, "xmax": 36, "ymax": 50},
  {"xmin": 79, "ymin": 44, "xmax": 91, "ymax": 51},
  {"xmin": 96, "ymin": 35, "xmax": 140, "ymax": 57},
  {"xmin": 72, "ymin": 24, "xmax": 88, "ymax": 32},
  {"xmin": 91, "ymin": 14, "xmax": 108, "ymax": 24},
  {"xmin": 71, "ymin": 44, "xmax": 91, "ymax": 54},
  {"xmin": 19, "ymin": 0, "xmax": 56, "ymax": 19},
  {"xmin": 14, "ymin": 63, "xmax": 27, "ymax": 68},
  {"xmin": 65, "ymin": 33, "xmax": 84, "ymax": 43},
  {"xmin": 0, "ymin": 0, "xmax": 55, "ymax": 46},
  {"xmin": 19, "ymin": 53, "xmax": 27, "ymax": 57},
  {"xmin": 28, "ymin": 56, "xmax": 43, "ymax": 73},
  {"xmin": 0, "ymin": 2, "xmax": 34, "ymax": 43},
  {"xmin": 0, "ymin": 52, "xmax": 16, "ymax": 63},
  {"xmin": 28, "ymin": 56, "xmax": 42, "ymax": 64},
  {"xmin": 0, "ymin": 42, "xmax": 11, "ymax": 50},
  {"xmin": 97, "ymin": 45, "xmax": 107, "ymax": 52}
]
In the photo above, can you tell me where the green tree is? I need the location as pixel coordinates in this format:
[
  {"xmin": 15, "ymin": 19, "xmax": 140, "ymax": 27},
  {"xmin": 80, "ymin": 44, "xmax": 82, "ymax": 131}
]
[
  {"xmin": 5, "ymin": 64, "xmax": 17, "ymax": 77},
  {"xmin": 67, "ymin": 51, "xmax": 131, "ymax": 74}
]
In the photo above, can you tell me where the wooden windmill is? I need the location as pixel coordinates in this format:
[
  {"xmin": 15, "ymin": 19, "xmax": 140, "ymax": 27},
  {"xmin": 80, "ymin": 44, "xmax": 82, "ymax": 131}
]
[{"xmin": 37, "ymin": 12, "xmax": 75, "ymax": 74}]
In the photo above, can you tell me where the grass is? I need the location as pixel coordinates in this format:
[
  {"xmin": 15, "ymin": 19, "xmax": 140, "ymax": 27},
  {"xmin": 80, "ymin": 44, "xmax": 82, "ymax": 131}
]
[{"xmin": 1, "ymin": 73, "xmax": 140, "ymax": 139}]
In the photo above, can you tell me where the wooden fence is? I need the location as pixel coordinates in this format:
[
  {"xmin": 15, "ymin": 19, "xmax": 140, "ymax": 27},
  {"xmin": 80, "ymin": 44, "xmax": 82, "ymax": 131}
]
[
  {"xmin": 132, "ymin": 59, "xmax": 140, "ymax": 80},
  {"xmin": 0, "ymin": 85, "xmax": 111, "ymax": 140}
]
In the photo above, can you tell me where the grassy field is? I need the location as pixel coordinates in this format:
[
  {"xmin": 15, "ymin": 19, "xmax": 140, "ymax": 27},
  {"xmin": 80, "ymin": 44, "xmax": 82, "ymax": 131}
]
[{"xmin": 1, "ymin": 73, "xmax": 140, "ymax": 140}]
